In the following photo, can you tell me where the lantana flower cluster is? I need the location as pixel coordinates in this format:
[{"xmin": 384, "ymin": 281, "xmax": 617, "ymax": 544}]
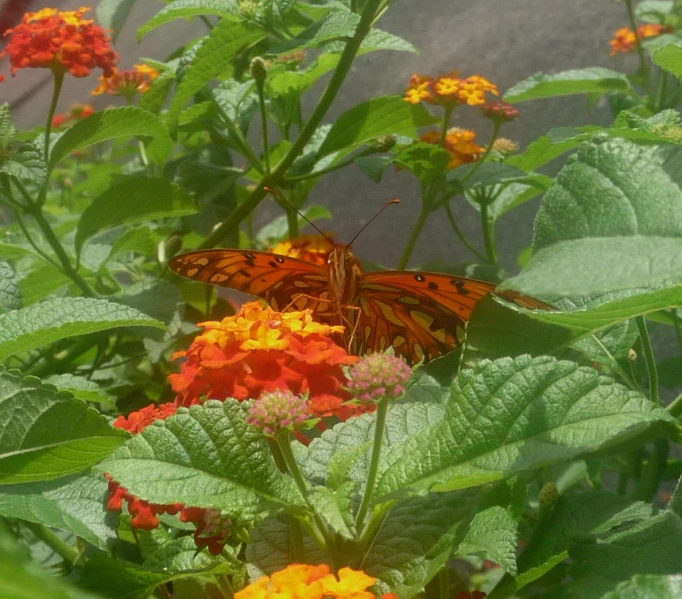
[
  {"xmin": 404, "ymin": 71, "xmax": 498, "ymax": 107},
  {"xmin": 0, "ymin": 6, "xmax": 118, "ymax": 80},
  {"xmin": 234, "ymin": 564, "xmax": 395, "ymax": 599},
  {"xmin": 92, "ymin": 63, "xmax": 159, "ymax": 100},
  {"xmin": 51, "ymin": 103, "xmax": 94, "ymax": 128},
  {"xmin": 420, "ymin": 128, "xmax": 484, "ymax": 169},
  {"xmin": 269, "ymin": 233, "xmax": 336, "ymax": 266},
  {"xmin": 345, "ymin": 352, "xmax": 412, "ymax": 404},
  {"xmin": 608, "ymin": 23, "xmax": 670, "ymax": 56}
]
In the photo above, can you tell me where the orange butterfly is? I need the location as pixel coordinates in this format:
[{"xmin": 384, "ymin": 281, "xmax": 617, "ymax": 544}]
[{"xmin": 169, "ymin": 237, "xmax": 547, "ymax": 364}]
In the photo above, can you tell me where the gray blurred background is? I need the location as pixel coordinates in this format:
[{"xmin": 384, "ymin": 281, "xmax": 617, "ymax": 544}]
[{"xmin": 1, "ymin": 0, "xmax": 629, "ymax": 271}]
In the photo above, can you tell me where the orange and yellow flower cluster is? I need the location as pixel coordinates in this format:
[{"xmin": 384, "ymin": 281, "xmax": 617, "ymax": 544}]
[
  {"xmin": 420, "ymin": 129, "xmax": 484, "ymax": 169},
  {"xmin": 404, "ymin": 71, "xmax": 498, "ymax": 107},
  {"xmin": 234, "ymin": 564, "xmax": 393, "ymax": 599},
  {"xmin": 0, "ymin": 7, "xmax": 118, "ymax": 79},
  {"xmin": 51, "ymin": 103, "xmax": 94, "ymax": 128},
  {"xmin": 91, "ymin": 63, "xmax": 159, "ymax": 100},
  {"xmin": 608, "ymin": 24, "xmax": 670, "ymax": 56},
  {"xmin": 269, "ymin": 233, "xmax": 336, "ymax": 267}
]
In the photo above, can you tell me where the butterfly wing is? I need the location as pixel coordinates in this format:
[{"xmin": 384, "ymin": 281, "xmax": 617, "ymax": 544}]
[
  {"xmin": 169, "ymin": 249, "xmax": 334, "ymax": 317},
  {"xmin": 355, "ymin": 271, "xmax": 547, "ymax": 363}
]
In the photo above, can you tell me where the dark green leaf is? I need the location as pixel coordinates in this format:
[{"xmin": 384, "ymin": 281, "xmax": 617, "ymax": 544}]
[
  {"xmin": 0, "ymin": 298, "xmax": 166, "ymax": 360},
  {"xmin": 274, "ymin": 10, "xmax": 360, "ymax": 52},
  {"xmin": 137, "ymin": 0, "xmax": 237, "ymax": 41},
  {"xmin": 0, "ymin": 259, "xmax": 21, "ymax": 313},
  {"xmin": 0, "ymin": 370, "xmax": 127, "ymax": 484},
  {"xmin": 393, "ymin": 142, "xmax": 450, "ymax": 185}
]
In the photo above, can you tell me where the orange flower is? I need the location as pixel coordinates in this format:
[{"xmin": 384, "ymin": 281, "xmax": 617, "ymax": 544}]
[
  {"xmin": 91, "ymin": 63, "xmax": 159, "ymax": 99},
  {"xmin": 113, "ymin": 401, "xmax": 178, "ymax": 434},
  {"xmin": 608, "ymin": 24, "xmax": 670, "ymax": 55},
  {"xmin": 420, "ymin": 128, "xmax": 484, "ymax": 169},
  {"xmin": 404, "ymin": 73, "xmax": 435, "ymax": 104},
  {"xmin": 269, "ymin": 234, "xmax": 335, "ymax": 267},
  {"xmin": 168, "ymin": 301, "xmax": 358, "ymax": 419},
  {"xmin": 0, "ymin": 7, "xmax": 118, "ymax": 78},
  {"xmin": 50, "ymin": 102, "xmax": 94, "ymax": 128},
  {"xmin": 235, "ymin": 565, "xmax": 379, "ymax": 599},
  {"xmin": 404, "ymin": 71, "xmax": 498, "ymax": 107}
]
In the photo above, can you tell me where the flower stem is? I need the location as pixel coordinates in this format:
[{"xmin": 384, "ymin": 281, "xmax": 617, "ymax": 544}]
[
  {"xmin": 654, "ymin": 71, "xmax": 668, "ymax": 112},
  {"xmin": 460, "ymin": 121, "xmax": 500, "ymax": 188},
  {"xmin": 624, "ymin": 0, "xmax": 654, "ymax": 99},
  {"xmin": 398, "ymin": 206, "xmax": 429, "ymax": 269},
  {"xmin": 23, "ymin": 521, "xmax": 82, "ymax": 567},
  {"xmin": 667, "ymin": 391, "xmax": 682, "ymax": 419},
  {"xmin": 199, "ymin": 0, "xmax": 384, "ymax": 249},
  {"xmin": 256, "ymin": 77, "xmax": 271, "ymax": 176},
  {"xmin": 636, "ymin": 316, "xmax": 659, "ymax": 405},
  {"xmin": 44, "ymin": 71, "xmax": 65, "ymax": 163},
  {"xmin": 27, "ymin": 204, "xmax": 94, "ymax": 297},
  {"xmin": 354, "ymin": 398, "xmax": 389, "ymax": 531},
  {"xmin": 439, "ymin": 105, "xmax": 453, "ymax": 146},
  {"xmin": 480, "ymin": 199, "xmax": 497, "ymax": 266},
  {"xmin": 444, "ymin": 201, "xmax": 486, "ymax": 262}
]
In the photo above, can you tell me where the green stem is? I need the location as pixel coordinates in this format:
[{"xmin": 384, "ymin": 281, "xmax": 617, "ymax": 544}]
[
  {"xmin": 27, "ymin": 335, "xmax": 100, "ymax": 378},
  {"xmin": 636, "ymin": 316, "xmax": 659, "ymax": 405},
  {"xmin": 667, "ymin": 391, "xmax": 682, "ymax": 419},
  {"xmin": 256, "ymin": 78, "xmax": 271, "ymax": 176},
  {"xmin": 26, "ymin": 206, "xmax": 94, "ymax": 297},
  {"xmin": 480, "ymin": 200, "xmax": 497, "ymax": 265},
  {"xmin": 23, "ymin": 521, "xmax": 81, "ymax": 567},
  {"xmin": 286, "ymin": 207, "xmax": 299, "ymax": 239},
  {"xmin": 654, "ymin": 71, "xmax": 668, "ymax": 112},
  {"xmin": 439, "ymin": 105, "xmax": 453, "ymax": 146},
  {"xmin": 397, "ymin": 206, "xmax": 429, "ymax": 269},
  {"xmin": 284, "ymin": 152, "xmax": 360, "ymax": 182},
  {"xmin": 460, "ymin": 121, "xmax": 500, "ymax": 188},
  {"xmin": 289, "ymin": 517, "xmax": 306, "ymax": 562},
  {"xmin": 635, "ymin": 438, "xmax": 669, "ymax": 501},
  {"xmin": 44, "ymin": 71, "xmax": 65, "ymax": 163},
  {"xmin": 355, "ymin": 398, "xmax": 389, "ymax": 531},
  {"xmin": 624, "ymin": 0, "xmax": 654, "ymax": 98},
  {"xmin": 137, "ymin": 139, "xmax": 149, "ymax": 169},
  {"xmin": 444, "ymin": 202, "xmax": 486, "ymax": 262},
  {"xmin": 200, "ymin": 0, "xmax": 384, "ymax": 249},
  {"xmin": 11, "ymin": 208, "xmax": 60, "ymax": 269}
]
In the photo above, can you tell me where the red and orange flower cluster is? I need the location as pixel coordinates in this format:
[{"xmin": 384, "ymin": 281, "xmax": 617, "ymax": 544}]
[
  {"xmin": 404, "ymin": 71, "xmax": 498, "ymax": 107},
  {"xmin": 0, "ymin": 7, "xmax": 118, "ymax": 80},
  {"xmin": 420, "ymin": 129, "xmax": 484, "ymax": 170},
  {"xmin": 608, "ymin": 23, "xmax": 670, "ymax": 56},
  {"xmin": 51, "ymin": 103, "xmax": 94, "ymax": 128}
]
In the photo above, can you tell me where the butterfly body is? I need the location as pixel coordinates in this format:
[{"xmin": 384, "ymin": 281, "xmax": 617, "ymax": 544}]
[{"xmin": 169, "ymin": 245, "xmax": 545, "ymax": 363}]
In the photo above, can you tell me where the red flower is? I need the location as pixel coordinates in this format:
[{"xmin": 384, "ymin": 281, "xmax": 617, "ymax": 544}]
[
  {"xmin": 113, "ymin": 401, "xmax": 178, "ymax": 434},
  {"xmin": 0, "ymin": 7, "xmax": 118, "ymax": 79}
]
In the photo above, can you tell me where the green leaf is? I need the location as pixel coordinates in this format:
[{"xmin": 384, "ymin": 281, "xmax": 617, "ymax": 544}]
[
  {"xmin": 393, "ymin": 142, "xmax": 450, "ymax": 185},
  {"xmin": 514, "ymin": 492, "xmax": 652, "ymax": 592},
  {"xmin": 457, "ymin": 506, "xmax": 518, "ymax": 574},
  {"xmin": 570, "ymin": 511, "xmax": 682, "ymax": 599},
  {"xmin": 274, "ymin": 10, "xmax": 360, "ymax": 52},
  {"xmin": 269, "ymin": 53, "xmax": 341, "ymax": 97},
  {"xmin": 0, "ymin": 370, "xmax": 127, "ymax": 484},
  {"xmin": 43, "ymin": 374, "xmax": 115, "ymax": 407},
  {"xmin": 652, "ymin": 43, "xmax": 682, "ymax": 79},
  {"xmin": 75, "ymin": 176, "xmax": 197, "ymax": 253},
  {"xmin": 18, "ymin": 264, "xmax": 71, "ymax": 306},
  {"xmin": 0, "ymin": 260, "xmax": 21, "ymax": 314},
  {"xmin": 0, "ymin": 103, "xmax": 16, "ymax": 148},
  {"xmin": 254, "ymin": 206, "xmax": 331, "ymax": 247},
  {"xmin": 363, "ymin": 491, "xmax": 479, "ymax": 597},
  {"xmin": 96, "ymin": 0, "xmax": 136, "ymax": 41},
  {"xmin": 504, "ymin": 68, "xmax": 630, "ymax": 103},
  {"xmin": 166, "ymin": 18, "xmax": 265, "ymax": 132},
  {"xmin": 105, "ymin": 226, "xmax": 158, "ymax": 263},
  {"xmin": 0, "ymin": 472, "xmax": 115, "ymax": 549},
  {"xmin": 0, "ymin": 297, "xmax": 165, "ymax": 360},
  {"xmin": 98, "ymin": 401, "xmax": 299, "ymax": 514},
  {"xmin": 49, "ymin": 107, "xmax": 171, "ymax": 169},
  {"xmin": 317, "ymin": 96, "xmax": 435, "ymax": 157},
  {"xmin": 378, "ymin": 356, "xmax": 674, "ymax": 495},
  {"xmin": 137, "ymin": 0, "xmax": 237, "ymax": 40},
  {"xmin": 602, "ymin": 575, "xmax": 682, "ymax": 599}
]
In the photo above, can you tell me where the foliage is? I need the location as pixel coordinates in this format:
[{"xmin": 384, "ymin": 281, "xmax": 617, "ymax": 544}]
[{"xmin": 1, "ymin": 1, "xmax": 682, "ymax": 599}]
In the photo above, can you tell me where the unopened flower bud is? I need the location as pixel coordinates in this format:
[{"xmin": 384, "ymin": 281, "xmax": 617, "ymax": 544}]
[
  {"xmin": 246, "ymin": 390, "xmax": 312, "ymax": 437},
  {"xmin": 166, "ymin": 235, "xmax": 183, "ymax": 258},
  {"xmin": 345, "ymin": 352, "xmax": 412, "ymax": 404},
  {"xmin": 480, "ymin": 100, "xmax": 519, "ymax": 123},
  {"xmin": 538, "ymin": 482, "xmax": 559, "ymax": 507},
  {"xmin": 249, "ymin": 56, "xmax": 268, "ymax": 81},
  {"xmin": 628, "ymin": 348, "xmax": 637, "ymax": 363},
  {"xmin": 373, "ymin": 135, "xmax": 396, "ymax": 153},
  {"xmin": 491, "ymin": 137, "xmax": 518, "ymax": 155}
]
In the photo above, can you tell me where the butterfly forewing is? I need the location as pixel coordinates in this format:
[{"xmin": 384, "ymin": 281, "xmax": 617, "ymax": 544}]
[{"xmin": 169, "ymin": 249, "xmax": 333, "ymax": 315}]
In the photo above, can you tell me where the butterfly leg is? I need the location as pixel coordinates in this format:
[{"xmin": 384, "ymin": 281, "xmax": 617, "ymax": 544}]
[{"xmin": 281, "ymin": 293, "xmax": 331, "ymax": 313}]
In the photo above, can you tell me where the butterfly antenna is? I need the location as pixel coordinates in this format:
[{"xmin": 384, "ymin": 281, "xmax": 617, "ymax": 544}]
[
  {"xmin": 264, "ymin": 186, "xmax": 335, "ymax": 245},
  {"xmin": 347, "ymin": 198, "xmax": 400, "ymax": 246}
]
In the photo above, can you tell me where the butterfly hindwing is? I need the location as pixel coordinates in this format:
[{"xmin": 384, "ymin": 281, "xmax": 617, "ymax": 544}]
[
  {"xmin": 355, "ymin": 271, "xmax": 497, "ymax": 362},
  {"xmin": 169, "ymin": 249, "xmax": 332, "ymax": 315}
]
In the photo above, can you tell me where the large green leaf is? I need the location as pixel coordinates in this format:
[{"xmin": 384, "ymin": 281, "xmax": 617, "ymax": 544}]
[
  {"xmin": 652, "ymin": 43, "xmax": 682, "ymax": 80},
  {"xmin": 0, "ymin": 298, "xmax": 165, "ymax": 360},
  {"xmin": 137, "ymin": 0, "xmax": 237, "ymax": 40},
  {"xmin": 98, "ymin": 401, "xmax": 299, "ymax": 515},
  {"xmin": 504, "ymin": 68, "xmax": 630, "ymax": 103},
  {"xmin": 0, "ymin": 370, "xmax": 127, "ymax": 484},
  {"xmin": 0, "ymin": 472, "xmax": 114, "ymax": 549},
  {"xmin": 49, "ymin": 108, "xmax": 172, "ymax": 169},
  {"xmin": 75, "ymin": 176, "xmax": 197, "ymax": 253},
  {"xmin": 505, "ymin": 137, "xmax": 682, "ymax": 296},
  {"xmin": 166, "ymin": 18, "xmax": 265, "ymax": 132},
  {"xmin": 317, "ymin": 96, "xmax": 435, "ymax": 157},
  {"xmin": 602, "ymin": 575, "xmax": 682, "ymax": 599},
  {"xmin": 18, "ymin": 264, "xmax": 71, "ymax": 306},
  {"xmin": 274, "ymin": 10, "xmax": 360, "ymax": 52},
  {"xmin": 569, "ymin": 511, "xmax": 682, "ymax": 599},
  {"xmin": 378, "ymin": 356, "xmax": 673, "ymax": 495},
  {"xmin": 457, "ymin": 506, "xmax": 519, "ymax": 574},
  {"xmin": 0, "ymin": 259, "xmax": 21, "ymax": 314}
]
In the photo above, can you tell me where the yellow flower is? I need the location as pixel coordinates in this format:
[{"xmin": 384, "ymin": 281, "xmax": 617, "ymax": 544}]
[
  {"xmin": 435, "ymin": 74, "xmax": 499, "ymax": 106},
  {"xmin": 269, "ymin": 234, "xmax": 336, "ymax": 267},
  {"xmin": 319, "ymin": 567, "xmax": 377, "ymax": 599},
  {"xmin": 403, "ymin": 73, "xmax": 435, "ymax": 104}
]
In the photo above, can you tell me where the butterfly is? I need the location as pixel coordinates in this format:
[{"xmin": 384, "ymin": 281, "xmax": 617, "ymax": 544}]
[{"xmin": 169, "ymin": 240, "xmax": 548, "ymax": 364}]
